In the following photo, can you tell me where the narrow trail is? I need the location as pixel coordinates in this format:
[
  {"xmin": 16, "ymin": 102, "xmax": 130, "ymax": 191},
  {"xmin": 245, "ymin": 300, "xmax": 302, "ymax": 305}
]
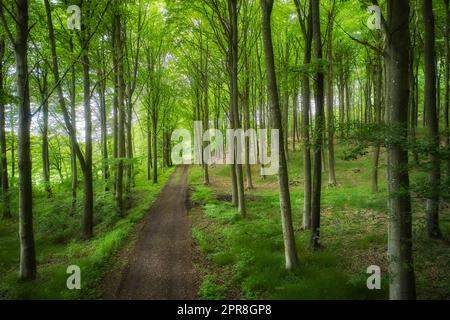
[{"xmin": 114, "ymin": 165, "xmax": 197, "ymax": 300}]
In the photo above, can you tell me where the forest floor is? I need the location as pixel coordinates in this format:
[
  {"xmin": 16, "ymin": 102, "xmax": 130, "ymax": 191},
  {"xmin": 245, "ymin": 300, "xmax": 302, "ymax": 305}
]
[
  {"xmin": 102, "ymin": 165, "xmax": 198, "ymax": 299},
  {"xmin": 188, "ymin": 146, "xmax": 450, "ymax": 300}
]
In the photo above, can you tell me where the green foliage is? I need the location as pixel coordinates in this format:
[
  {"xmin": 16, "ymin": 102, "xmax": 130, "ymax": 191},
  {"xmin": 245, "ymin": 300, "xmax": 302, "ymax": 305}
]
[{"xmin": 0, "ymin": 169, "xmax": 174, "ymax": 299}]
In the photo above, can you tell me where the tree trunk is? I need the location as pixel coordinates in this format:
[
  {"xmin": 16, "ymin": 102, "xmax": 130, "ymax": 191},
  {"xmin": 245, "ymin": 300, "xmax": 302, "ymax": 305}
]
[
  {"xmin": 81, "ymin": 12, "xmax": 94, "ymax": 239},
  {"xmin": 229, "ymin": 0, "xmax": 246, "ymax": 216},
  {"xmin": 310, "ymin": 0, "xmax": 325, "ymax": 250},
  {"xmin": 423, "ymin": 0, "xmax": 442, "ymax": 239},
  {"xmin": 326, "ymin": 10, "xmax": 337, "ymax": 187},
  {"xmin": 69, "ymin": 37, "xmax": 77, "ymax": 215},
  {"xmin": 261, "ymin": 0, "xmax": 299, "ymax": 271},
  {"xmin": 0, "ymin": 36, "xmax": 11, "ymax": 219},
  {"xmin": 152, "ymin": 110, "xmax": 158, "ymax": 184},
  {"xmin": 243, "ymin": 35, "xmax": 253, "ymax": 190},
  {"xmin": 294, "ymin": 0, "xmax": 313, "ymax": 230},
  {"xmin": 114, "ymin": 14, "xmax": 126, "ymax": 215},
  {"xmin": 15, "ymin": 0, "xmax": 36, "ymax": 280},
  {"xmin": 372, "ymin": 52, "xmax": 382, "ymax": 193},
  {"xmin": 385, "ymin": 0, "xmax": 416, "ymax": 300},
  {"xmin": 39, "ymin": 70, "xmax": 51, "ymax": 197},
  {"xmin": 444, "ymin": 0, "xmax": 450, "ymax": 175}
]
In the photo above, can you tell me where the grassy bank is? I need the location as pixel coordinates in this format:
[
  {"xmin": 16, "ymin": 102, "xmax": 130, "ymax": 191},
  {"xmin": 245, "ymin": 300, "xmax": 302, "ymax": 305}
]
[
  {"xmin": 0, "ymin": 168, "xmax": 174, "ymax": 299},
  {"xmin": 188, "ymin": 149, "xmax": 450, "ymax": 300}
]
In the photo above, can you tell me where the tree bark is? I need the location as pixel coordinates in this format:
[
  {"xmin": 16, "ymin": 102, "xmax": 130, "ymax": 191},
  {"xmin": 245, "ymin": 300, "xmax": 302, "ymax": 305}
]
[
  {"xmin": 15, "ymin": 0, "xmax": 36, "ymax": 280},
  {"xmin": 294, "ymin": 0, "xmax": 313, "ymax": 230},
  {"xmin": 0, "ymin": 36, "xmax": 11, "ymax": 219},
  {"xmin": 229, "ymin": 0, "xmax": 246, "ymax": 216},
  {"xmin": 385, "ymin": 0, "xmax": 416, "ymax": 300},
  {"xmin": 326, "ymin": 9, "xmax": 337, "ymax": 187},
  {"xmin": 423, "ymin": 0, "xmax": 442, "ymax": 239},
  {"xmin": 261, "ymin": 0, "xmax": 299, "ymax": 271},
  {"xmin": 69, "ymin": 36, "xmax": 77, "ymax": 215},
  {"xmin": 310, "ymin": 0, "xmax": 325, "ymax": 250},
  {"xmin": 444, "ymin": 0, "xmax": 450, "ymax": 176},
  {"xmin": 114, "ymin": 14, "xmax": 126, "ymax": 215},
  {"xmin": 81, "ymin": 8, "xmax": 94, "ymax": 239},
  {"xmin": 38, "ymin": 69, "xmax": 51, "ymax": 197}
]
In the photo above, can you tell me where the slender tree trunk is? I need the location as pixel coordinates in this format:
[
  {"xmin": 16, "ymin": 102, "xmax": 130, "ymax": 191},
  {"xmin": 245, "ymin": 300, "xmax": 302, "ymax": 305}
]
[
  {"xmin": 114, "ymin": 14, "xmax": 126, "ymax": 215},
  {"xmin": 126, "ymin": 97, "xmax": 133, "ymax": 192},
  {"xmin": 261, "ymin": 0, "xmax": 299, "ymax": 270},
  {"xmin": 296, "ymin": 0, "xmax": 313, "ymax": 230},
  {"xmin": 444, "ymin": 0, "xmax": 450, "ymax": 175},
  {"xmin": 326, "ymin": 10, "xmax": 337, "ymax": 187},
  {"xmin": 243, "ymin": 37, "xmax": 254, "ymax": 190},
  {"xmin": 423, "ymin": 0, "xmax": 442, "ymax": 239},
  {"xmin": 38, "ymin": 70, "xmax": 51, "ymax": 197},
  {"xmin": 69, "ymin": 37, "xmax": 77, "ymax": 215},
  {"xmin": 229, "ymin": 0, "xmax": 246, "ymax": 216},
  {"xmin": 44, "ymin": 0, "xmax": 88, "ymax": 227},
  {"xmin": 310, "ymin": 0, "xmax": 325, "ymax": 250},
  {"xmin": 385, "ymin": 0, "xmax": 416, "ymax": 300},
  {"xmin": 0, "ymin": 36, "xmax": 11, "ymax": 219},
  {"xmin": 98, "ymin": 70, "xmax": 109, "ymax": 191},
  {"xmin": 14, "ymin": 0, "xmax": 36, "ymax": 280},
  {"xmin": 152, "ymin": 109, "xmax": 158, "ymax": 184},
  {"xmin": 81, "ymin": 11, "xmax": 94, "ymax": 239},
  {"xmin": 147, "ymin": 111, "xmax": 152, "ymax": 180},
  {"xmin": 372, "ymin": 53, "xmax": 382, "ymax": 193}
]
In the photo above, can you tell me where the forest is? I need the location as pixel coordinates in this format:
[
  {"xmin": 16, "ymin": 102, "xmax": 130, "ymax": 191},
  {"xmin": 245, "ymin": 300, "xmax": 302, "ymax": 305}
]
[{"xmin": 0, "ymin": 0, "xmax": 449, "ymax": 301}]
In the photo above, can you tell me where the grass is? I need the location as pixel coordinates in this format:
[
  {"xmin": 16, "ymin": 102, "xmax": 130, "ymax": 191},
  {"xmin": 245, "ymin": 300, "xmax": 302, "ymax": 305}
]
[
  {"xmin": 189, "ymin": 145, "xmax": 450, "ymax": 300},
  {"xmin": 0, "ymin": 167, "xmax": 174, "ymax": 300}
]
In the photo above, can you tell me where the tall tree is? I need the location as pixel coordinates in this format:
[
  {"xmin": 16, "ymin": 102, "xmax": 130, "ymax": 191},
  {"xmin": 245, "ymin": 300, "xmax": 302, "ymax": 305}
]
[
  {"xmin": 326, "ymin": 1, "xmax": 337, "ymax": 187},
  {"xmin": 445, "ymin": 0, "xmax": 450, "ymax": 176},
  {"xmin": 261, "ymin": 0, "xmax": 299, "ymax": 271},
  {"xmin": 229, "ymin": 0, "xmax": 246, "ymax": 216},
  {"xmin": 385, "ymin": 0, "xmax": 416, "ymax": 300},
  {"xmin": 36, "ymin": 67, "xmax": 51, "ymax": 197},
  {"xmin": 310, "ymin": 0, "xmax": 325, "ymax": 250},
  {"xmin": 0, "ymin": 0, "xmax": 37, "ymax": 280},
  {"xmin": 114, "ymin": 11, "xmax": 126, "ymax": 216},
  {"xmin": 0, "ymin": 35, "xmax": 11, "ymax": 219},
  {"xmin": 423, "ymin": 0, "xmax": 442, "ymax": 239},
  {"xmin": 294, "ymin": 0, "xmax": 313, "ymax": 229}
]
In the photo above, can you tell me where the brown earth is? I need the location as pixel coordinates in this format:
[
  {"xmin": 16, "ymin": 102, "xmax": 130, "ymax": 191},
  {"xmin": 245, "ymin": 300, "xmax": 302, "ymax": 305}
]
[{"xmin": 106, "ymin": 165, "xmax": 197, "ymax": 300}]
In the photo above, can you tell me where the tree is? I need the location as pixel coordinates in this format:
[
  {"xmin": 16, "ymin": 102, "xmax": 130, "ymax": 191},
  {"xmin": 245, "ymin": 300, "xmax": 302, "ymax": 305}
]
[
  {"xmin": 114, "ymin": 10, "xmax": 126, "ymax": 216},
  {"xmin": 445, "ymin": 0, "xmax": 450, "ymax": 176},
  {"xmin": 423, "ymin": 0, "xmax": 442, "ymax": 239},
  {"xmin": 294, "ymin": 0, "xmax": 313, "ymax": 229},
  {"xmin": 310, "ymin": 0, "xmax": 325, "ymax": 250},
  {"xmin": 325, "ymin": 0, "xmax": 337, "ymax": 187},
  {"xmin": 260, "ymin": 0, "xmax": 299, "ymax": 271},
  {"xmin": 385, "ymin": 0, "xmax": 416, "ymax": 300},
  {"xmin": 229, "ymin": 0, "xmax": 246, "ymax": 216},
  {"xmin": 0, "ymin": 35, "xmax": 11, "ymax": 219},
  {"xmin": 36, "ymin": 66, "xmax": 52, "ymax": 197},
  {"xmin": 0, "ymin": 0, "xmax": 37, "ymax": 280}
]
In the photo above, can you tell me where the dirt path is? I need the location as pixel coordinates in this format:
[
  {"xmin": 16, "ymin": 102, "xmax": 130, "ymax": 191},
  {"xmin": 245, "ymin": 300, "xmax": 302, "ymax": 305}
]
[{"xmin": 113, "ymin": 166, "xmax": 197, "ymax": 300}]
